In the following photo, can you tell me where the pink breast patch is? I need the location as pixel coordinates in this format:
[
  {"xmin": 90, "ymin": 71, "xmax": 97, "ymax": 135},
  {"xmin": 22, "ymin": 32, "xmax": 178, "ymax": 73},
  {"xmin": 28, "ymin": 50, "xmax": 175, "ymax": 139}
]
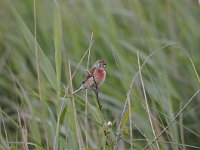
[{"xmin": 96, "ymin": 69, "xmax": 105, "ymax": 79}]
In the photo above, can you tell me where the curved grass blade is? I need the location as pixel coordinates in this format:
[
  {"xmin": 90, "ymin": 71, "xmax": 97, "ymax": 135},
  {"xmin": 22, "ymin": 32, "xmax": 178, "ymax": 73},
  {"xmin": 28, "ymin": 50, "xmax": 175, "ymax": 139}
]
[{"xmin": 9, "ymin": 3, "xmax": 57, "ymax": 90}]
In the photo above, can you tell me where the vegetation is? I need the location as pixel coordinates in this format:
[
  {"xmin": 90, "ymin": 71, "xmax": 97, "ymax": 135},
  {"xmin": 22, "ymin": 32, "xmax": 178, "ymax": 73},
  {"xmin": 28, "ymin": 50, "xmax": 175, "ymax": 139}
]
[{"xmin": 0, "ymin": 0, "xmax": 200, "ymax": 149}]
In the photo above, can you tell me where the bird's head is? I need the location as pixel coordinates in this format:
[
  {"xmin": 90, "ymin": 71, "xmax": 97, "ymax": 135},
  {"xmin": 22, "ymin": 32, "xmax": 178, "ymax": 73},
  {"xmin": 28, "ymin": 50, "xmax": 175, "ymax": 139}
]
[{"xmin": 93, "ymin": 59, "xmax": 106, "ymax": 68}]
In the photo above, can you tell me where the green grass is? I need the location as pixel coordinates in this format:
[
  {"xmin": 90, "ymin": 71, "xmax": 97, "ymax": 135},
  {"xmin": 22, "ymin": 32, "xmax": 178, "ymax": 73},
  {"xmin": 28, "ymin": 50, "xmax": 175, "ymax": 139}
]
[{"xmin": 1, "ymin": 0, "xmax": 200, "ymax": 149}]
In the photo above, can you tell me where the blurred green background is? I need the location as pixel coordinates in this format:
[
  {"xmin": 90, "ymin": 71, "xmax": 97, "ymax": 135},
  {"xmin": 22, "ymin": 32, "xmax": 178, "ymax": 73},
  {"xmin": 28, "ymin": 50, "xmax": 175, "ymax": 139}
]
[{"xmin": 0, "ymin": 0, "xmax": 200, "ymax": 149}]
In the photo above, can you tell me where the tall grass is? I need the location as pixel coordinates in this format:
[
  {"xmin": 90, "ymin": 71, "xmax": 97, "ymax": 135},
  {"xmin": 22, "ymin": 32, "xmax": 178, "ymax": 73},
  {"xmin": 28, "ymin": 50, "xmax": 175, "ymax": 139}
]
[{"xmin": 0, "ymin": 0, "xmax": 200, "ymax": 149}]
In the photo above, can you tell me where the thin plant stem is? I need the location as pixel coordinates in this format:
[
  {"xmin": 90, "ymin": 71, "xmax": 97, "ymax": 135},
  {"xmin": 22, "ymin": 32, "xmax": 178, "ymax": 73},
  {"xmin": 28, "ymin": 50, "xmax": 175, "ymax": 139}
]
[
  {"xmin": 34, "ymin": 0, "xmax": 49, "ymax": 149},
  {"xmin": 69, "ymin": 61, "xmax": 84, "ymax": 149},
  {"xmin": 137, "ymin": 52, "xmax": 160, "ymax": 149},
  {"xmin": 85, "ymin": 32, "xmax": 93, "ymax": 148},
  {"xmin": 116, "ymin": 43, "xmax": 178, "ymax": 139},
  {"xmin": 143, "ymin": 89, "xmax": 200, "ymax": 149}
]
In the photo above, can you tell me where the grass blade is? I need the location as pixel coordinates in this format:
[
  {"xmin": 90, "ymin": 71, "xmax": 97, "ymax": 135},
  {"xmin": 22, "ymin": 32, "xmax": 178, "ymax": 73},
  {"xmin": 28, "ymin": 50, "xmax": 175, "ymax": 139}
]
[{"xmin": 9, "ymin": 3, "xmax": 57, "ymax": 90}]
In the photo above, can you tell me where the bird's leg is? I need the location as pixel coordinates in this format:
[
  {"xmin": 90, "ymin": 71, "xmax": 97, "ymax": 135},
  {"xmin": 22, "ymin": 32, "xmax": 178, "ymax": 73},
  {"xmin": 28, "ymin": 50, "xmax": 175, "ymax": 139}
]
[
  {"xmin": 94, "ymin": 89, "xmax": 102, "ymax": 110},
  {"xmin": 92, "ymin": 76, "xmax": 102, "ymax": 110}
]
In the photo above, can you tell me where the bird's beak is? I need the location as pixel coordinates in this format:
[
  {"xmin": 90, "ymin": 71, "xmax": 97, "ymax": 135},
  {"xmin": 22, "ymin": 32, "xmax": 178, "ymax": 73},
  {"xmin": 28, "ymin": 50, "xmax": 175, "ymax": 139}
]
[{"xmin": 103, "ymin": 62, "xmax": 106, "ymax": 67}]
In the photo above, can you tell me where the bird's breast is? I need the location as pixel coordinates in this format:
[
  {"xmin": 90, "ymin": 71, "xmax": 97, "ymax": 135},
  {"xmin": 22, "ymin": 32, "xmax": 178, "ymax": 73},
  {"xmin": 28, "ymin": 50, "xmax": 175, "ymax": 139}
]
[
  {"xmin": 95, "ymin": 68, "xmax": 106, "ymax": 86},
  {"xmin": 96, "ymin": 68, "xmax": 106, "ymax": 79}
]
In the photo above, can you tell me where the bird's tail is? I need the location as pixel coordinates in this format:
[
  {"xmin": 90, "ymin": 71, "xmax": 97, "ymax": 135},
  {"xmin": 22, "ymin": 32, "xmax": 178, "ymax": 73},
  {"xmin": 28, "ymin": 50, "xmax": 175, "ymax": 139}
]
[{"xmin": 72, "ymin": 86, "xmax": 82, "ymax": 95}]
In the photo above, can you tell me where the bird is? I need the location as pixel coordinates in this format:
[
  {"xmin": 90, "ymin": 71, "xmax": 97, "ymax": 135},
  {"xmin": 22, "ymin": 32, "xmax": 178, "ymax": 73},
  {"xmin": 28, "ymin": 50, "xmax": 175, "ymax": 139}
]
[
  {"xmin": 73, "ymin": 59, "xmax": 106, "ymax": 94},
  {"xmin": 73, "ymin": 59, "xmax": 106, "ymax": 109}
]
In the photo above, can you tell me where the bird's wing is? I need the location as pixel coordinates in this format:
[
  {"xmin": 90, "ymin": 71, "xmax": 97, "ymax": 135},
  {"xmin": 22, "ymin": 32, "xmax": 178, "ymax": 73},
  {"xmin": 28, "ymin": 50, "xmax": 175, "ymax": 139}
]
[
  {"xmin": 88, "ymin": 66, "xmax": 96, "ymax": 75},
  {"xmin": 82, "ymin": 67, "xmax": 96, "ymax": 84}
]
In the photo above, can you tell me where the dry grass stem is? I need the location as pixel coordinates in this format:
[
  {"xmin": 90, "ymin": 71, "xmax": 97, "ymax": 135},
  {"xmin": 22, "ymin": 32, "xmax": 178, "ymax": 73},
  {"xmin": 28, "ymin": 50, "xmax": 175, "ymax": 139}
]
[
  {"xmin": 137, "ymin": 51, "xmax": 160, "ymax": 149},
  {"xmin": 34, "ymin": 1, "xmax": 49, "ymax": 149},
  {"xmin": 69, "ymin": 61, "xmax": 85, "ymax": 149},
  {"xmin": 143, "ymin": 89, "xmax": 200, "ymax": 149},
  {"xmin": 117, "ymin": 43, "xmax": 177, "ymax": 139},
  {"xmin": 85, "ymin": 32, "xmax": 93, "ymax": 148}
]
